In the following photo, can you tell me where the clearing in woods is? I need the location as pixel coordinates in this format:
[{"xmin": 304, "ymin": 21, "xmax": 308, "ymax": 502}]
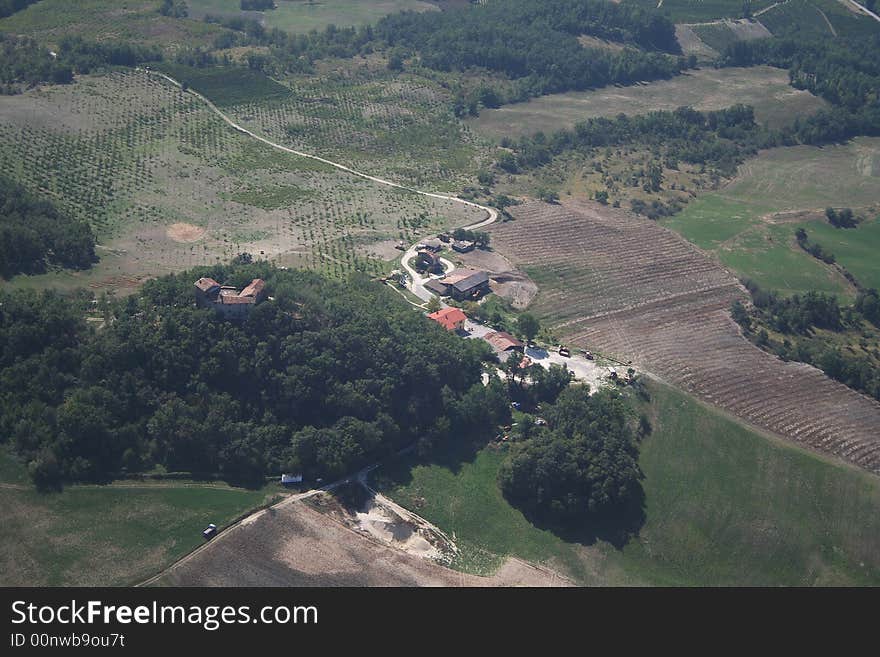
[
  {"xmin": 663, "ymin": 138, "xmax": 880, "ymax": 295},
  {"xmin": 186, "ymin": 0, "xmax": 439, "ymax": 34},
  {"xmin": 372, "ymin": 379, "xmax": 880, "ymax": 586},
  {"xmin": 0, "ymin": 69, "xmax": 483, "ymax": 293},
  {"xmin": 489, "ymin": 199, "xmax": 880, "ymax": 475},
  {"xmin": 0, "ymin": 0, "xmax": 224, "ymax": 48},
  {"xmin": 466, "ymin": 66, "xmax": 827, "ymax": 140}
]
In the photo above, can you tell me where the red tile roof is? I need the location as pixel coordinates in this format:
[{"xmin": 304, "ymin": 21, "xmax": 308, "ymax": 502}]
[
  {"xmin": 220, "ymin": 295, "xmax": 255, "ymax": 305},
  {"xmin": 195, "ymin": 277, "xmax": 220, "ymax": 292},
  {"xmin": 428, "ymin": 307, "xmax": 467, "ymax": 331},
  {"xmin": 485, "ymin": 331, "xmax": 523, "ymax": 351},
  {"xmin": 240, "ymin": 278, "xmax": 265, "ymax": 298}
]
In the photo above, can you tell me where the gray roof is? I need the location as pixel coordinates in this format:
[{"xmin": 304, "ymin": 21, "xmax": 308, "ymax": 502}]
[
  {"xmin": 424, "ymin": 279, "xmax": 450, "ymax": 296},
  {"xmin": 452, "ymin": 271, "xmax": 489, "ymax": 292}
]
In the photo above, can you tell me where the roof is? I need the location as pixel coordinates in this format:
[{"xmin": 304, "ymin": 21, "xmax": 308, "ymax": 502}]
[
  {"xmin": 240, "ymin": 278, "xmax": 265, "ymax": 298},
  {"xmin": 451, "ymin": 271, "xmax": 489, "ymax": 293},
  {"xmin": 195, "ymin": 277, "xmax": 220, "ymax": 292},
  {"xmin": 428, "ymin": 307, "xmax": 467, "ymax": 330},
  {"xmin": 485, "ymin": 331, "xmax": 524, "ymax": 351},
  {"xmin": 219, "ymin": 295, "xmax": 255, "ymax": 305},
  {"xmin": 442, "ymin": 268, "xmax": 481, "ymax": 285},
  {"xmin": 422, "ymin": 238, "xmax": 443, "ymax": 250},
  {"xmin": 424, "ymin": 279, "xmax": 450, "ymax": 296}
]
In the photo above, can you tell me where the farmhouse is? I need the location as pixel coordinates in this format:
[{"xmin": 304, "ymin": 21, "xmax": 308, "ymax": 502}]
[
  {"xmin": 427, "ymin": 268, "xmax": 491, "ymax": 300},
  {"xmin": 420, "ymin": 237, "xmax": 443, "ymax": 252},
  {"xmin": 452, "ymin": 240, "xmax": 475, "ymax": 253},
  {"xmin": 428, "ymin": 307, "xmax": 467, "ymax": 331},
  {"xmin": 485, "ymin": 331, "xmax": 524, "ymax": 353},
  {"xmin": 447, "ymin": 269, "xmax": 490, "ymax": 300},
  {"xmin": 194, "ymin": 277, "xmax": 267, "ymax": 318},
  {"xmin": 416, "ymin": 249, "xmax": 444, "ymax": 275}
]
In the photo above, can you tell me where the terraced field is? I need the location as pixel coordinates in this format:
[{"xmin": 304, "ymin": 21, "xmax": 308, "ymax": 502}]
[{"xmin": 491, "ymin": 200, "xmax": 880, "ymax": 474}]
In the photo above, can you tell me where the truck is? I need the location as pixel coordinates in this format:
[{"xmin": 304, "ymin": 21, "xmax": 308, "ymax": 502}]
[{"xmin": 202, "ymin": 523, "xmax": 217, "ymax": 539}]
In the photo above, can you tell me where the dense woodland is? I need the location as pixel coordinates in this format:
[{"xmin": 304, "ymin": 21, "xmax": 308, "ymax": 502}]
[
  {"xmin": 0, "ymin": 176, "xmax": 96, "ymax": 278},
  {"xmin": 498, "ymin": 387, "xmax": 644, "ymax": 524},
  {"xmin": 0, "ymin": 0, "xmax": 39, "ymax": 19},
  {"xmin": 0, "ymin": 265, "xmax": 513, "ymax": 487},
  {"xmin": 733, "ymin": 282, "xmax": 880, "ymax": 401},
  {"xmin": 374, "ymin": 0, "xmax": 683, "ymax": 102}
]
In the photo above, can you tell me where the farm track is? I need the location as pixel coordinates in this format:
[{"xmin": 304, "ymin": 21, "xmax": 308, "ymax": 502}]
[
  {"xmin": 492, "ymin": 200, "xmax": 880, "ymax": 474},
  {"xmin": 141, "ymin": 68, "xmax": 497, "ymax": 231}
]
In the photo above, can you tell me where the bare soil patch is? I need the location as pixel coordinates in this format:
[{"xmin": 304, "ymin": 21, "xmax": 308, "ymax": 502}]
[
  {"xmin": 166, "ymin": 222, "xmax": 206, "ymax": 243},
  {"xmin": 155, "ymin": 499, "xmax": 568, "ymax": 586}
]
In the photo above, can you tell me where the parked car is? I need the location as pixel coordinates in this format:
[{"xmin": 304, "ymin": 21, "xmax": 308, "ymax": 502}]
[
  {"xmin": 583, "ymin": 350, "xmax": 594, "ymax": 360},
  {"xmin": 558, "ymin": 346, "xmax": 570, "ymax": 357},
  {"xmin": 202, "ymin": 523, "xmax": 217, "ymax": 539}
]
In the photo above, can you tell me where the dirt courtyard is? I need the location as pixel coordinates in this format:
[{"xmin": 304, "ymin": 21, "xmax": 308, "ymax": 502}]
[{"xmin": 155, "ymin": 499, "xmax": 568, "ymax": 587}]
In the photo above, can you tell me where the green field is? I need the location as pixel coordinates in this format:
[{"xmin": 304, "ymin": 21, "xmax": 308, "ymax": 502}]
[
  {"xmin": 759, "ymin": 0, "xmax": 880, "ymax": 38},
  {"xmin": 0, "ymin": 449, "xmax": 273, "ymax": 586},
  {"xmin": 187, "ymin": 0, "xmax": 438, "ymax": 34},
  {"xmin": 623, "ymin": 0, "xmax": 778, "ymax": 22},
  {"xmin": 157, "ymin": 64, "xmax": 293, "ymax": 106},
  {"xmin": 0, "ymin": 0, "xmax": 223, "ymax": 48},
  {"xmin": 663, "ymin": 138, "xmax": 880, "ymax": 297},
  {"xmin": 467, "ymin": 66, "xmax": 827, "ymax": 140},
  {"xmin": 373, "ymin": 381, "xmax": 880, "ymax": 585}
]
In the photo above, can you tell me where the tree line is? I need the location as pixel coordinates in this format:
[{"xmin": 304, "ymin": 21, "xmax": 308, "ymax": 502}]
[
  {"xmin": 732, "ymin": 281, "xmax": 880, "ymax": 401},
  {"xmin": 0, "ymin": 33, "xmax": 163, "ymax": 93},
  {"xmin": 0, "ymin": 0, "xmax": 39, "ymax": 19},
  {"xmin": 502, "ymin": 104, "xmax": 774, "ymax": 180},
  {"xmin": 0, "ymin": 175, "xmax": 97, "ymax": 278}
]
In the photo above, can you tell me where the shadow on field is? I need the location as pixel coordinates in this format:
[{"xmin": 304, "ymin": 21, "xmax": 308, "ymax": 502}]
[{"xmin": 513, "ymin": 486, "xmax": 646, "ymax": 550}]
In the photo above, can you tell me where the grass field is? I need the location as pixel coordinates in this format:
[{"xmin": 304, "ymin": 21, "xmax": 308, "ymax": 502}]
[
  {"xmin": 0, "ymin": 0, "xmax": 223, "ymax": 48},
  {"xmin": 373, "ymin": 380, "xmax": 880, "ymax": 585},
  {"xmin": 467, "ymin": 66, "xmax": 827, "ymax": 140},
  {"xmin": 187, "ymin": 0, "xmax": 438, "ymax": 34},
  {"xmin": 663, "ymin": 137, "xmax": 880, "ymax": 296},
  {"xmin": 759, "ymin": 0, "xmax": 880, "ymax": 37},
  {"xmin": 0, "ymin": 449, "xmax": 274, "ymax": 586},
  {"xmin": 623, "ymin": 0, "xmax": 779, "ymax": 22}
]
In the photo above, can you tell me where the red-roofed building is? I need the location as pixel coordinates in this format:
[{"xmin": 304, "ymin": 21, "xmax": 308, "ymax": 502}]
[
  {"xmin": 485, "ymin": 331, "xmax": 524, "ymax": 352},
  {"xmin": 428, "ymin": 307, "xmax": 467, "ymax": 331},
  {"xmin": 239, "ymin": 278, "xmax": 266, "ymax": 302}
]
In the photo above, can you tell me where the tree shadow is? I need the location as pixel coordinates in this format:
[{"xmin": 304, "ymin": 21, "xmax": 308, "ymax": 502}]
[{"xmin": 510, "ymin": 484, "xmax": 647, "ymax": 550}]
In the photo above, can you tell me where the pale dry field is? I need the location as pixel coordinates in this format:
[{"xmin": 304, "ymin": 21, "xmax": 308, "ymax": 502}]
[
  {"xmin": 467, "ymin": 66, "xmax": 827, "ymax": 139},
  {"xmin": 156, "ymin": 499, "xmax": 568, "ymax": 587}
]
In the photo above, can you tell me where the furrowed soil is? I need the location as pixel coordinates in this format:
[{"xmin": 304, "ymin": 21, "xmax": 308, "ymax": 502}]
[{"xmin": 490, "ymin": 199, "xmax": 880, "ymax": 474}]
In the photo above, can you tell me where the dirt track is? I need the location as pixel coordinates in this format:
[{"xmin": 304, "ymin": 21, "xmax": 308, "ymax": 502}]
[
  {"xmin": 154, "ymin": 500, "xmax": 568, "ymax": 587},
  {"xmin": 491, "ymin": 200, "xmax": 880, "ymax": 474}
]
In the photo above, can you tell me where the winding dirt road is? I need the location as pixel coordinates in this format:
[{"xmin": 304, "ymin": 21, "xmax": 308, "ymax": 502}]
[{"xmin": 140, "ymin": 68, "xmax": 498, "ymax": 305}]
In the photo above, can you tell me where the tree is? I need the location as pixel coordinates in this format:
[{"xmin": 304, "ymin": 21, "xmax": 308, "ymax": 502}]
[
  {"xmin": 498, "ymin": 387, "xmax": 642, "ymax": 523},
  {"xmin": 517, "ymin": 313, "xmax": 540, "ymax": 342},
  {"xmin": 426, "ymin": 296, "xmax": 441, "ymax": 313}
]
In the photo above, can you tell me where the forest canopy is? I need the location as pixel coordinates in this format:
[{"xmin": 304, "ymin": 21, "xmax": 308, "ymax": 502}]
[
  {"xmin": 0, "ymin": 264, "xmax": 509, "ymax": 488},
  {"xmin": 0, "ymin": 175, "xmax": 96, "ymax": 278}
]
